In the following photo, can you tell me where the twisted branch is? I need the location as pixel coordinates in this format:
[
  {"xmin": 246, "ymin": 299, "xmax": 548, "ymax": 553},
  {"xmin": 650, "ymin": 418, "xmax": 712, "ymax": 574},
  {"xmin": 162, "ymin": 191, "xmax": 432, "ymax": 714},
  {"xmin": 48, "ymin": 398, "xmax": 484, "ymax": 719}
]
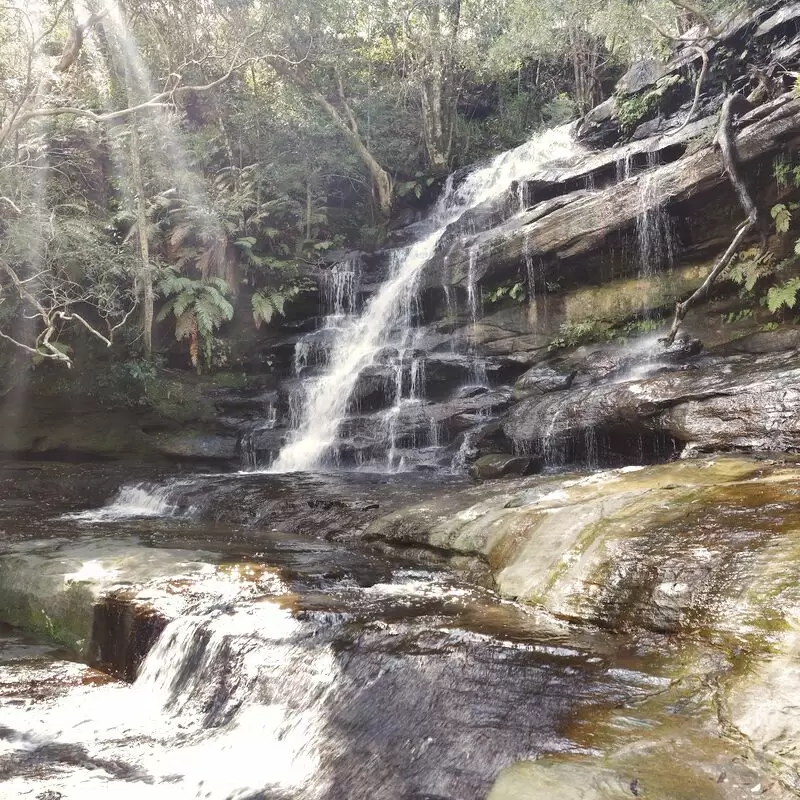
[{"xmin": 663, "ymin": 94, "xmax": 757, "ymax": 345}]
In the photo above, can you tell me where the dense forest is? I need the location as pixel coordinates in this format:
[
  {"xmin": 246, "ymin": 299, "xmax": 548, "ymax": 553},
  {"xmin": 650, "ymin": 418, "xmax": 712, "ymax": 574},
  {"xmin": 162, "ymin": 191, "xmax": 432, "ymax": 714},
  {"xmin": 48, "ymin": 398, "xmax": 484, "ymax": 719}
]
[{"xmin": 0, "ymin": 0, "xmax": 751, "ymax": 374}]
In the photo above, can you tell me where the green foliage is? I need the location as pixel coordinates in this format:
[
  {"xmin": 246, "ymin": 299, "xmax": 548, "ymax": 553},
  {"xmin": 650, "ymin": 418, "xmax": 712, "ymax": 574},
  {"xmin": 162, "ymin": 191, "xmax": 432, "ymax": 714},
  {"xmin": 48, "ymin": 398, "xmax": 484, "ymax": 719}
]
[
  {"xmin": 483, "ymin": 281, "xmax": 526, "ymax": 306},
  {"xmin": 615, "ymin": 317, "xmax": 663, "ymax": 341},
  {"xmin": 773, "ymin": 156, "xmax": 800, "ymax": 189},
  {"xmin": 771, "ymin": 203, "xmax": 792, "ymax": 234},
  {"xmin": 396, "ymin": 174, "xmax": 437, "ymax": 200},
  {"xmin": 549, "ymin": 319, "xmax": 612, "ymax": 350},
  {"xmin": 723, "ymin": 307, "xmax": 753, "ymax": 324},
  {"xmin": 156, "ymin": 270, "xmax": 234, "ymax": 370},
  {"xmin": 728, "ymin": 247, "xmax": 777, "ymax": 292},
  {"xmin": 95, "ymin": 359, "xmax": 159, "ymax": 408},
  {"xmin": 766, "ymin": 278, "xmax": 800, "ymax": 313},
  {"xmin": 252, "ymin": 279, "xmax": 315, "ymax": 327}
]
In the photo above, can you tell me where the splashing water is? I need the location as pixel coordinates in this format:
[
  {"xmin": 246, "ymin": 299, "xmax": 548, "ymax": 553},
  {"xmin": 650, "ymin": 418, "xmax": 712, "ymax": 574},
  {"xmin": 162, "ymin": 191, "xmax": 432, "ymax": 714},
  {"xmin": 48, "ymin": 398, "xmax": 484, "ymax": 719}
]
[
  {"xmin": 62, "ymin": 482, "xmax": 184, "ymax": 522},
  {"xmin": 271, "ymin": 125, "xmax": 581, "ymax": 473}
]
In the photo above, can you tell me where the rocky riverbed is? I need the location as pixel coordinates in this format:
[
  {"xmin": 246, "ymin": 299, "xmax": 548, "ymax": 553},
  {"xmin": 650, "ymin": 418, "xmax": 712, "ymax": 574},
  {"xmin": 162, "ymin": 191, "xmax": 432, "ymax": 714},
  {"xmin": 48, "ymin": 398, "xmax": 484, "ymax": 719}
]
[{"xmin": 1, "ymin": 456, "xmax": 800, "ymax": 798}]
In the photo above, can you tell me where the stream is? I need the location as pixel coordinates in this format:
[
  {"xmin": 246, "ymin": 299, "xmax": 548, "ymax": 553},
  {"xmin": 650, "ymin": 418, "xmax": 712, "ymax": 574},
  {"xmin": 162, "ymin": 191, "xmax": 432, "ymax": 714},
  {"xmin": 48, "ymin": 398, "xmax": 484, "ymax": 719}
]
[{"xmin": 0, "ymin": 462, "xmax": 671, "ymax": 800}]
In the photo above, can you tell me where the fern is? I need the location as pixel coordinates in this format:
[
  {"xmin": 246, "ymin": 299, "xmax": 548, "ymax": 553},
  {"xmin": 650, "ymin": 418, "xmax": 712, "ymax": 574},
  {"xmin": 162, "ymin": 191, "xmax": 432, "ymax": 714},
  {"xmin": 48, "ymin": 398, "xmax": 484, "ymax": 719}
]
[
  {"xmin": 728, "ymin": 248, "xmax": 776, "ymax": 292},
  {"xmin": 250, "ymin": 282, "xmax": 308, "ymax": 328},
  {"xmin": 766, "ymin": 277, "xmax": 800, "ymax": 313},
  {"xmin": 158, "ymin": 269, "xmax": 233, "ymax": 370},
  {"xmin": 252, "ymin": 289, "xmax": 283, "ymax": 328},
  {"xmin": 771, "ymin": 203, "xmax": 792, "ymax": 234}
]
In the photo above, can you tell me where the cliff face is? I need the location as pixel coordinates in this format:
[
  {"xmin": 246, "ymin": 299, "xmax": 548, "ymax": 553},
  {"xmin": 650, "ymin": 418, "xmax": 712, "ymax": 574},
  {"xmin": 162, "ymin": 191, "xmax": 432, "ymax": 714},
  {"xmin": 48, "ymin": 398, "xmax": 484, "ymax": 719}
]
[{"xmin": 334, "ymin": 0, "xmax": 800, "ymax": 473}]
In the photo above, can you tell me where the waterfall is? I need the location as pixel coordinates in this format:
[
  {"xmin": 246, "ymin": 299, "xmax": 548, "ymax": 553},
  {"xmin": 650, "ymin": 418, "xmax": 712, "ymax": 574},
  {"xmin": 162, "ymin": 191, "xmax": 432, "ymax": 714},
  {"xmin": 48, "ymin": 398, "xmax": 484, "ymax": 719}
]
[
  {"xmin": 271, "ymin": 125, "xmax": 580, "ymax": 473},
  {"xmin": 61, "ymin": 481, "xmax": 186, "ymax": 522},
  {"xmin": 466, "ymin": 243, "xmax": 483, "ymax": 324},
  {"xmin": 615, "ymin": 152, "xmax": 633, "ymax": 182},
  {"xmin": 636, "ymin": 167, "xmax": 676, "ymax": 278}
]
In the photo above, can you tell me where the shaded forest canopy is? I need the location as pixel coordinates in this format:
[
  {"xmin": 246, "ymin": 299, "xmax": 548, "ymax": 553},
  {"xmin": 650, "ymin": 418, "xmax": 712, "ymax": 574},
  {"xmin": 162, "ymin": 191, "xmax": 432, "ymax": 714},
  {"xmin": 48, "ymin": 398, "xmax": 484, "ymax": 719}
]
[{"xmin": 0, "ymin": 0, "xmax": 773, "ymax": 371}]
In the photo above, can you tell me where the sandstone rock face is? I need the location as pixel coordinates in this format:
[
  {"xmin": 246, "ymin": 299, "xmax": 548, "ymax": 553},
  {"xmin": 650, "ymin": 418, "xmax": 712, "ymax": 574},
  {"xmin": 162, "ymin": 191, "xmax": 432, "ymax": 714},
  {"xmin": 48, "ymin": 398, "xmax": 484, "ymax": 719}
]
[
  {"xmin": 423, "ymin": 96, "xmax": 800, "ymax": 296},
  {"xmin": 360, "ymin": 456, "xmax": 800, "ymax": 794},
  {"xmin": 500, "ymin": 350, "xmax": 800, "ymax": 462}
]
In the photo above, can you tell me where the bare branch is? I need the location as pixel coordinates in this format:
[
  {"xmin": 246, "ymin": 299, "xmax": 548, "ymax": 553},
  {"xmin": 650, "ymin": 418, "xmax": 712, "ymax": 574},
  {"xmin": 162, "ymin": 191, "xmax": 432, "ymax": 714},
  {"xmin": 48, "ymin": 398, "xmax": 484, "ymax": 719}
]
[
  {"xmin": 0, "ymin": 328, "xmax": 68, "ymax": 362},
  {"xmin": 673, "ymin": 46, "xmax": 709, "ymax": 134},
  {"xmin": 664, "ymin": 94, "xmax": 758, "ymax": 345},
  {"xmin": 0, "ymin": 196, "xmax": 22, "ymax": 215},
  {"xmin": 55, "ymin": 311, "xmax": 111, "ymax": 347}
]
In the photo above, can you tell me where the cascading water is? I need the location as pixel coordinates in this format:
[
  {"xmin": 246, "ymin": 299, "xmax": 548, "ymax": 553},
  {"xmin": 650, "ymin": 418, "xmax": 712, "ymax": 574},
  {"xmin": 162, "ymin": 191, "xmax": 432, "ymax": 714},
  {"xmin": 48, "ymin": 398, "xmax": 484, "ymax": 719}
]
[
  {"xmin": 62, "ymin": 482, "xmax": 185, "ymax": 522},
  {"xmin": 271, "ymin": 125, "xmax": 581, "ymax": 473},
  {"xmin": 636, "ymin": 167, "xmax": 677, "ymax": 277}
]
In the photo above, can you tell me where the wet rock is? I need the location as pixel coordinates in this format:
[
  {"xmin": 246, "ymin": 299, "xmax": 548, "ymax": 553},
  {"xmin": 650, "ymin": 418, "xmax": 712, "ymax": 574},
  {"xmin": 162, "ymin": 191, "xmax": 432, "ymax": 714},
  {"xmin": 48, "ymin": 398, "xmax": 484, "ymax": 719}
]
[
  {"xmin": 89, "ymin": 593, "xmax": 168, "ymax": 680},
  {"xmin": 423, "ymin": 354, "xmax": 476, "ymax": 398},
  {"xmin": 456, "ymin": 385, "xmax": 490, "ymax": 400},
  {"xmin": 243, "ymin": 427, "xmax": 286, "ymax": 456},
  {"xmin": 153, "ymin": 432, "xmax": 238, "ymax": 461},
  {"xmin": 363, "ymin": 455, "xmax": 800, "ymax": 633},
  {"xmin": 496, "ymin": 341, "xmax": 800, "ymax": 465},
  {"xmin": 349, "ymin": 366, "xmax": 397, "ymax": 412},
  {"xmin": 373, "ymin": 346, "xmax": 401, "ymax": 365},
  {"xmin": 512, "ymin": 365, "xmax": 576, "ymax": 399},
  {"xmin": 468, "ymin": 454, "xmax": 542, "ymax": 480},
  {"xmin": 572, "ymin": 335, "xmax": 703, "ymax": 382}
]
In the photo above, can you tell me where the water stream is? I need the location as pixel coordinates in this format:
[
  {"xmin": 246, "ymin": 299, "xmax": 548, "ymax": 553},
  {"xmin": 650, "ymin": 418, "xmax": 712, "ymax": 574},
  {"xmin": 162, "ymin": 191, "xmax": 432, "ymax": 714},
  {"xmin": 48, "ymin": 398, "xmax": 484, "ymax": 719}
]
[
  {"xmin": 0, "ymin": 464, "xmax": 658, "ymax": 800},
  {"xmin": 270, "ymin": 126, "xmax": 580, "ymax": 474}
]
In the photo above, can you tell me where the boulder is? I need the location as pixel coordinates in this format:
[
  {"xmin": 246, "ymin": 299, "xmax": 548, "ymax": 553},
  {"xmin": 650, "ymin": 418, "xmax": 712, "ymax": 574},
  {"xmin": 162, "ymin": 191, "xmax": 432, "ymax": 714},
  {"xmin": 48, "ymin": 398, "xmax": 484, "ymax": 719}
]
[
  {"xmin": 349, "ymin": 365, "xmax": 397, "ymax": 412},
  {"xmin": 512, "ymin": 365, "xmax": 576, "ymax": 399},
  {"xmin": 468, "ymin": 454, "xmax": 542, "ymax": 480}
]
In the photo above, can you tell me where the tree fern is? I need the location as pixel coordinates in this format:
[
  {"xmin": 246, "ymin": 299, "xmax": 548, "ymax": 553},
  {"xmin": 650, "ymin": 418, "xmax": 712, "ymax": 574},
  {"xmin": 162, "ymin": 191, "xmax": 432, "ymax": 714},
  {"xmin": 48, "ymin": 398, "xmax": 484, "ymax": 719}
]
[
  {"xmin": 251, "ymin": 281, "xmax": 310, "ymax": 329},
  {"xmin": 158, "ymin": 270, "xmax": 233, "ymax": 370}
]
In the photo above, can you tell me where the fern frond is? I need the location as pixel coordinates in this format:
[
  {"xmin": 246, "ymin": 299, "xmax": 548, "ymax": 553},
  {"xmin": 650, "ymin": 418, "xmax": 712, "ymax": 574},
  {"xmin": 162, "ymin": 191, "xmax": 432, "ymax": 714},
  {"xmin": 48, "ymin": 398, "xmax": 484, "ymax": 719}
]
[
  {"xmin": 767, "ymin": 277, "xmax": 800, "ymax": 313},
  {"xmin": 251, "ymin": 290, "xmax": 275, "ymax": 328},
  {"xmin": 171, "ymin": 290, "xmax": 196, "ymax": 320}
]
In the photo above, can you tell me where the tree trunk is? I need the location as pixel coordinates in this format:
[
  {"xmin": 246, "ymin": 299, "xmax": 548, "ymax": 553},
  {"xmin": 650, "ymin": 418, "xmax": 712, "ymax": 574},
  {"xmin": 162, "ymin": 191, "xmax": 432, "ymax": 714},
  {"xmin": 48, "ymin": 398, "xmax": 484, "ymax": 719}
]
[
  {"xmin": 304, "ymin": 83, "xmax": 394, "ymax": 217},
  {"xmin": 418, "ymin": 0, "xmax": 459, "ymax": 171},
  {"xmin": 0, "ymin": 12, "xmax": 106, "ymax": 153},
  {"xmin": 129, "ymin": 122, "xmax": 153, "ymax": 358},
  {"xmin": 420, "ymin": 74, "xmax": 450, "ymax": 171}
]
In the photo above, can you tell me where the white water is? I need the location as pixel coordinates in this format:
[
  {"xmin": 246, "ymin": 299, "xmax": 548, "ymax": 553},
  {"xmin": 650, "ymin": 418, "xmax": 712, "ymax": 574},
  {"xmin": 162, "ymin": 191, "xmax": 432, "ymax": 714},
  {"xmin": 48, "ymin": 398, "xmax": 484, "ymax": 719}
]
[
  {"xmin": 271, "ymin": 125, "xmax": 580, "ymax": 472},
  {"xmin": 61, "ymin": 482, "xmax": 182, "ymax": 522}
]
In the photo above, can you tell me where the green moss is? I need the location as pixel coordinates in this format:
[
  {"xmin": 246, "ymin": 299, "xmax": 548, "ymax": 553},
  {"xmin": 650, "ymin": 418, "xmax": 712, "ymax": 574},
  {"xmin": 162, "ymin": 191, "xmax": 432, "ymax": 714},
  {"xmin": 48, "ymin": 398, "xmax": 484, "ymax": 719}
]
[
  {"xmin": 614, "ymin": 74, "xmax": 682, "ymax": 134},
  {"xmin": 0, "ymin": 582, "xmax": 94, "ymax": 653}
]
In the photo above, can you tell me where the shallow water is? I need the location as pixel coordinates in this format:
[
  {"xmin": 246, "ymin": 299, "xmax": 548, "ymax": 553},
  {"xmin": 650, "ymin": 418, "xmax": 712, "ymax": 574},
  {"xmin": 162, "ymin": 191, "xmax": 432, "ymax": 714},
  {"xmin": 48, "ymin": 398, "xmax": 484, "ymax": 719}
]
[{"xmin": 0, "ymin": 462, "xmax": 665, "ymax": 800}]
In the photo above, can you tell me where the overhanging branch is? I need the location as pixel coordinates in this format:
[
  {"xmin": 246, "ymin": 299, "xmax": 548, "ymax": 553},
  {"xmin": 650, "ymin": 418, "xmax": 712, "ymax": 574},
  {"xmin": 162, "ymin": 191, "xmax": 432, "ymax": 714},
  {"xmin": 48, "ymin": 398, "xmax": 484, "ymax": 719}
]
[{"xmin": 663, "ymin": 93, "xmax": 757, "ymax": 345}]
